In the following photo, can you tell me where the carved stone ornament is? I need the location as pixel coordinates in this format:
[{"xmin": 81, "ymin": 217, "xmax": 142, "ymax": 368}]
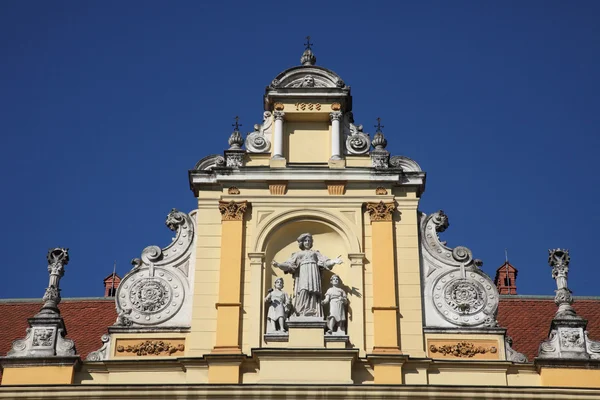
[
  {"xmin": 538, "ymin": 325, "xmax": 592, "ymax": 360},
  {"xmin": 549, "ymin": 248, "xmax": 576, "ymax": 318},
  {"xmin": 371, "ymin": 149, "xmax": 390, "ymax": 169},
  {"xmin": 269, "ymin": 182, "xmax": 287, "ymax": 195},
  {"xmin": 245, "ymin": 111, "xmax": 272, "ymax": 153},
  {"xmin": 86, "ymin": 334, "xmax": 111, "ymax": 361},
  {"xmin": 366, "ymin": 201, "xmax": 395, "ymax": 222},
  {"xmin": 269, "ymin": 66, "xmax": 347, "ymax": 90},
  {"xmin": 225, "ymin": 150, "xmax": 245, "ymax": 168},
  {"xmin": 228, "ymin": 186, "xmax": 240, "ymax": 195},
  {"xmin": 40, "ymin": 248, "xmax": 70, "ymax": 314},
  {"xmin": 218, "ymin": 200, "xmax": 248, "ymax": 221},
  {"xmin": 290, "ymin": 74, "xmax": 327, "ymax": 88},
  {"xmin": 375, "ymin": 187, "xmax": 388, "ymax": 195},
  {"xmin": 7, "ymin": 249, "xmax": 77, "ymax": 358},
  {"xmin": 116, "ymin": 340, "xmax": 184, "ymax": 356},
  {"xmin": 228, "ymin": 130, "xmax": 244, "ymax": 150},
  {"xmin": 8, "ymin": 325, "xmax": 75, "ymax": 358},
  {"xmin": 345, "ymin": 123, "xmax": 371, "ymax": 155},
  {"xmin": 193, "ymin": 154, "xmax": 225, "ymax": 171},
  {"xmin": 420, "ymin": 211, "xmax": 499, "ymax": 328},
  {"xmin": 538, "ymin": 248, "xmax": 600, "ymax": 360},
  {"xmin": 586, "ymin": 331, "xmax": 600, "ymax": 360},
  {"xmin": 114, "ymin": 209, "xmax": 195, "ymax": 327},
  {"xmin": 429, "ymin": 342, "xmax": 497, "ymax": 358},
  {"xmin": 505, "ymin": 336, "xmax": 528, "ymax": 363}
]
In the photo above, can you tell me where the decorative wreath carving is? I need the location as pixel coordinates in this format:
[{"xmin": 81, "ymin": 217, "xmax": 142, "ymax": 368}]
[
  {"xmin": 430, "ymin": 342, "xmax": 497, "ymax": 357},
  {"xmin": 116, "ymin": 340, "xmax": 185, "ymax": 356}
]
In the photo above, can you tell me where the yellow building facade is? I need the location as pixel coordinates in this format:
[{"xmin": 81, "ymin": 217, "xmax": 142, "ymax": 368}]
[{"xmin": 2, "ymin": 45, "xmax": 600, "ymax": 399}]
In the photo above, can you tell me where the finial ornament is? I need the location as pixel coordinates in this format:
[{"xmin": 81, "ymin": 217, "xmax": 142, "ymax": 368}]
[
  {"xmin": 537, "ymin": 248, "xmax": 600, "ymax": 360},
  {"xmin": 374, "ymin": 117, "xmax": 384, "ymax": 133},
  {"xmin": 300, "ymin": 36, "xmax": 316, "ymax": 66},
  {"xmin": 304, "ymin": 36, "xmax": 313, "ymax": 50},
  {"xmin": 548, "ymin": 248, "xmax": 576, "ymax": 318},
  {"xmin": 228, "ymin": 116, "xmax": 244, "ymax": 150},
  {"xmin": 41, "ymin": 248, "xmax": 70, "ymax": 314},
  {"xmin": 7, "ymin": 248, "xmax": 76, "ymax": 357},
  {"xmin": 232, "ymin": 116, "xmax": 242, "ymax": 132}
]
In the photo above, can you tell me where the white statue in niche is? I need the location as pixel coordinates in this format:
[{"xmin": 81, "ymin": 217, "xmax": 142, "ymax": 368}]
[
  {"xmin": 271, "ymin": 233, "xmax": 343, "ymax": 318},
  {"xmin": 264, "ymin": 277, "xmax": 291, "ymax": 334},
  {"xmin": 322, "ymin": 274, "xmax": 348, "ymax": 335}
]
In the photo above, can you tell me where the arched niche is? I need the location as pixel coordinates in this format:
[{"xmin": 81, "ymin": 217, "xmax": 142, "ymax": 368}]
[
  {"xmin": 264, "ymin": 220, "xmax": 348, "ymax": 302},
  {"xmin": 255, "ymin": 211, "xmax": 363, "ymax": 343}
]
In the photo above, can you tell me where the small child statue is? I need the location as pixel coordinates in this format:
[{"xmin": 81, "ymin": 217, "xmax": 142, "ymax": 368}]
[
  {"xmin": 264, "ymin": 277, "xmax": 291, "ymax": 334},
  {"xmin": 322, "ymin": 274, "xmax": 348, "ymax": 335}
]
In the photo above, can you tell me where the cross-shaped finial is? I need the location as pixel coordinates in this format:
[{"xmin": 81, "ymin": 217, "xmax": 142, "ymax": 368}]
[
  {"xmin": 375, "ymin": 117, "xmax": 384, "ymax": 132},
  {"xmin": 232, "ymin": 116, "xmax": 242, "ymax": 131},
  {"xmin": 304, "ymin": 36, "xmax": 313, "ymax": 50}
]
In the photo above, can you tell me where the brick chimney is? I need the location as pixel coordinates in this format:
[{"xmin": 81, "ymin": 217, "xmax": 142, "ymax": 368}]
[
  {"xmin": 494, "ymin": 261, "xmax": 518, "ymax": 295},
  {"xmin": 103, "ymin": 273, "xmax": 121, "ymax": 297}
]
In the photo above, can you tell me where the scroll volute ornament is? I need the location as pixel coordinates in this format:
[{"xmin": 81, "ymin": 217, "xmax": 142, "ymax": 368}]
[
  {"xmin": 366, "ymin": 201, "xmax": 395, "ymax": 222},
  {"xmin": 219, "ymin": 200, "xmax": 248, "ymax": 221}
]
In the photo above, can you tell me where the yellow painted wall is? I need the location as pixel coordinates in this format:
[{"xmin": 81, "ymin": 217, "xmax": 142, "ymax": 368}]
[
  {"xmin": 188, "ymin": 193, "xmax": 222, "ymax": 357},
  {"xmin": 2, "ymin": 366, "xmax": 74, "ymax": 385},
  {"xmin": 540, "ymin": 368, "xmax": 600, "ymax": 388},
  {"xmin": 285, "ymin": 121, "xmax": 330, "ymax": 163},
  {"xmin": 395, "ymin": 189, "xmax": 426, "ymax": 357}
]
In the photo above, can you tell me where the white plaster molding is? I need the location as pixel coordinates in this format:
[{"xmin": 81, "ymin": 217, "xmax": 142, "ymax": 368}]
[
  {"xmin": 191, "ymin": 167, "xmax": 424, "ymax": 186},
  {"xmin": 193, "ymin": 154, "xmax": 225, "ymax": 171},
  {"xmin": 269, "ymin": 66, "xmax": 347, "ymax": 90},
  {"xmin": 252, "ymin": 208, "xmax": 361, "ymax": 254},
  {"xmin": 420, "ymin": 210, "xmax": 499, "ymax": 329},
  {"xmin": 113, "ymin": 209, "xmax": 196, "ymax": 328},
  {"xmin": 390, "ymin": 155, "xmax": 422, "ymax": 172},
  {"xmin": 245, "ymin": 112, "xmax": 273, "ymax": 153}
]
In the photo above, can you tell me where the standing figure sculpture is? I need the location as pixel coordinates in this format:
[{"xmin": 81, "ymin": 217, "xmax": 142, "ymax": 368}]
[
  {"xmin": 322, "ymin": 274, "xmax": 348, "ymax": 335},
  {"xmin": 264, "ymin": 277, "xmax": 291, "ymax": 334},
  {"xmin": 272, "ymin": 233, "xmax": 343, "ymax": 318}
]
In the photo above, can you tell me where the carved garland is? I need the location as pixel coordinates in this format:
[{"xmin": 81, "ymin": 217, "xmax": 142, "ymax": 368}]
[
  {"xmin": 366, "ymin": 201, "xmax": 395, "ymax": 222},
  {"xmin": 219, "ymin": 200, "xmax": 248, "ymax": 221},
  {"xmin": 429, "ymin": 342, "xmax": 497, "ymax": 357},
  {"xmin": 116, "ymin": 340, "xmax": 184, "ymax": 356}
]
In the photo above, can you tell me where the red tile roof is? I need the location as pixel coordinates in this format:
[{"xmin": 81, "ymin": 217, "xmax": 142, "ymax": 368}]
[
  {"xmin": 0, "ymin": 295, "xmax": 598, "ymax": 381},
  {"xmin": 0, "ymin": 298, "xmax": 116, "ymax": 382},
  {"xmin": 497, "ymin": 296, "xmax": 600, "ymax": 361}
]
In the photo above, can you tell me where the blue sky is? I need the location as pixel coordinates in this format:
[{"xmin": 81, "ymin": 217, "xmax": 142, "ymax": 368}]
[{"xmin": 1, "ymin": 1, "xmax": 599, "ymax": 299}]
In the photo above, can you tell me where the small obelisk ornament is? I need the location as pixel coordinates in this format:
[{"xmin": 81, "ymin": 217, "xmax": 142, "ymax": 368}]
[
  {"xmin": 537, "ymin": 248, "xmax": 600, "ymax": 360},
  {"xmin": 548, "ymin": 248, "xmax": 577, "ymax": 318},
  {"xmin": 39, "ymin": 248, "xmax": 70, "ymax": 316},
  {"xmin": 5, "ymin": 248, "xmax": 76, "ymax": 357}
]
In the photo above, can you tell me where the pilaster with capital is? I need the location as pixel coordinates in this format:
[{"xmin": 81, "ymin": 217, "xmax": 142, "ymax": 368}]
[
  {"xmin": 366, "ymin": 201, "xmax": 401, "ymax": 355},
  {"xmin": 212, "ymin": 200, "xmax": 249, "ymax": 364}
]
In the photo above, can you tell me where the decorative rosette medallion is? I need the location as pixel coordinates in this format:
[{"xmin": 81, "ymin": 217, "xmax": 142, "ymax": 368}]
[
  {"xmin": 432, "ymin": 272, "xmax": 498, "ymax": 326},
  {"xmin": 111, "ymin": 208, "xmax": 196, "ymax": 329},
  {"xmin": 420, "ymin": 210, "xmax": 499, "ymax": 328},
  {"xmin": 116, "ymin": 268, "xmax": 185, "ymax": 325}
]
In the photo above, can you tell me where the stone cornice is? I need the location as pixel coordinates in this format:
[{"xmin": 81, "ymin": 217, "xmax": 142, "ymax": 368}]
[
  {"xmin": 8, "ymin": 382, "xmax": 598, "ymax": 399},
  {"xmin": 189, "ymin": 167, "xmax": 425, "ymax": 193}
]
